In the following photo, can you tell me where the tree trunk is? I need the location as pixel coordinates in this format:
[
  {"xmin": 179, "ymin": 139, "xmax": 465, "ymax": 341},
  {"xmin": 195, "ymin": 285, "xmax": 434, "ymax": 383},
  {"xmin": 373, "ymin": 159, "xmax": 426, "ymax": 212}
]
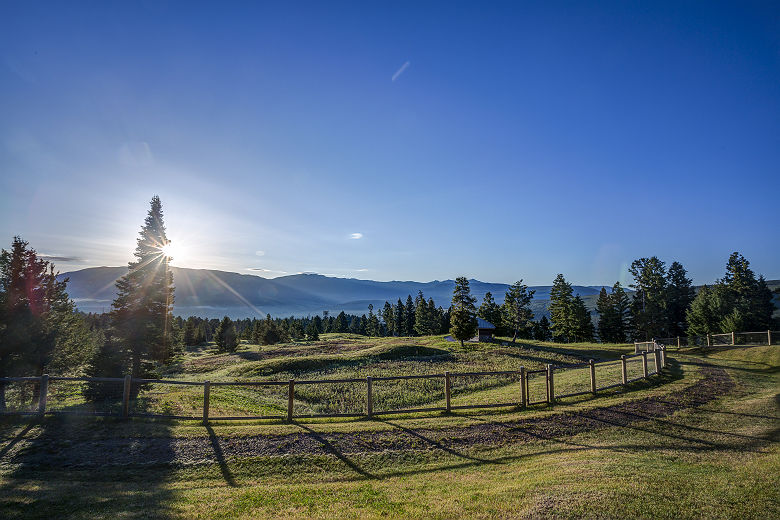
[
  {"xmin": 460, "ymin": 339, "xmax": 464, "ymax": 348},
  {"xmin": 512, "ymin": 329, "xmax": 518, "ymax": 343}
]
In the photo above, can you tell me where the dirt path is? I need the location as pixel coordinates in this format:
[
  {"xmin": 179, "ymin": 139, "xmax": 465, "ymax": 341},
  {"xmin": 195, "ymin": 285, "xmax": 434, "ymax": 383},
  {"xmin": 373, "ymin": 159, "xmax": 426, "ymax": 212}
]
[{"xmin": 1, "ymin": 363, "xmax": 735, "ymax": 469}]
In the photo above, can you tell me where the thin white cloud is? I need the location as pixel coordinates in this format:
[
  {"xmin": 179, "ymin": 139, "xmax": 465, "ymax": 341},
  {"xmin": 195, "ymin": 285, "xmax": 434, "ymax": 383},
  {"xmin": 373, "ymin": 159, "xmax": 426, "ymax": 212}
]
[
  {"xmin": 255, "ymin": 250, "xmax": 265, "ymax": 256},
  {"xmin": 350, "ymin": 233, "xmax": 363, "ymax": 240},
  {"xmin": 392, "ymin": 61, "xmax": 410, "ymax": 82},
  {"xmin": 246, "ymin": 267, "xmax": 287, "ymax": 274}
]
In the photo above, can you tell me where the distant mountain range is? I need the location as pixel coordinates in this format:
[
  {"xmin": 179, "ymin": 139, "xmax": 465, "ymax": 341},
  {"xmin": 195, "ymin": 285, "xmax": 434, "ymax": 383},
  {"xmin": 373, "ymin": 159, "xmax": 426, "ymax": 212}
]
[{"xmin": 57, "ymin": 266, "xmax": 618, "ymax": 319}]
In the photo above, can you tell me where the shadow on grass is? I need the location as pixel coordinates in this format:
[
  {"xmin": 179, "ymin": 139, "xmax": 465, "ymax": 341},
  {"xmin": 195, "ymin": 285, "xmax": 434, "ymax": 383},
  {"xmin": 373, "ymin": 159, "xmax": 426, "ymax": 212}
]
[
  {"xmin": 205, "ymin": 424, "xmax": 238, "ymax": 487},
  {"xmin": 0, "ymin": 413, "xmax": 176, "ymax": 520},
  {"xmin": 293, "ymin": 422, "xmax": 378, "ymax": 480}
]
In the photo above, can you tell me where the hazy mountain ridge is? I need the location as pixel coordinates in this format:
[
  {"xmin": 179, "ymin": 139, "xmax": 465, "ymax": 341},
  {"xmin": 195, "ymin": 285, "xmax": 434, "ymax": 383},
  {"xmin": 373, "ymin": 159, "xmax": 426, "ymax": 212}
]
[{"xmin": 58, "ymin": 266, "xmax": 618, "ymax": 319}]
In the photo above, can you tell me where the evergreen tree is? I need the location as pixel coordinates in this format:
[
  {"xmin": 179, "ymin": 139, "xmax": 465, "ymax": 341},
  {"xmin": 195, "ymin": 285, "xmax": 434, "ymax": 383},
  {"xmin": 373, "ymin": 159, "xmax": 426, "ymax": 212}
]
[
  {"xmin": 450, "ymin": 277, "xmax": 478, "ymax": 347},
  {"xmin": 751, "ymin": 276, "xmax": 775, "ymax": 330},
  {"xmin": 428, "ymin": 298, "xmax": 441, "ymax": 334},
  {"xmin": 611, "ymin": 282, "xmax": 632, "ymax": 343},
  {"xmin": 312, "ymin": 315, "xmax": 323, "ymax": 334},
  {"xmin": 533, "ymin": 316, "xmax": 552, "ymax": 341},
  {"xmin": 686, "ymin": 285, "xmax": 730, "ymax": 336},
  {"xmin": 477, "ymin": 292, "xmax": 502, "ymax": 335},
  {"xmin": 259, "ymin": 314, "xmax": 282, "ymax": 345},
  {"xmin": 570, "ymin": 295, "xmax": 595, "ymax": 342},
  {"xmin": 394, "ymin": 299, "xmax": 405, "ymax": 336},
  {"xmin": 721, "ymin": 252, "xmax": 775, "ymax": 330},
  {"xmin": 597, "ymin": 283, "xmax": 632, "ymax": 343},
  {"xmin": 0, "ymin": 237, "xmax": 87, "ymax": 408},
  {"xmin": 196, "ymin": 321, "xmax": 207, "ymax": 345},
  {"xmin": 183, "ymin": 318, "xmax": 197, "ymax": 346},
  {"xmin": 110, "ymin": 196, "xmax": 175, "ymax": 377},
  {"xmin": 84, "ymin": 333, "xmax": 127, "ymax": 402},
  {"xmin": 596, "ymin": 287, "xmax": 619, "ymax": 343},
  {"xmin": 334, "ymin": 311, "xmax": 349, "ymax": 333},
  {"xmin": 629, "ymin": 257, "xmax": 668, "ymax": 340},
  {"xmin": 687, "ymin": 252, "xmax": 776, "ymax": 335},
  {"xmin": 414, "ymin": 291, "xmax": 432, "ymax": 336},
  {"xmin": 666, "ymin": 261, "xmax": 695, "ymax": 336},
  {"xmin": 306, "ymin": 320, "xmax": 320, "ymax": 341},
  {"xmin": 501, "ymin": 281, "xmax": 535, "ymax": 342},
  {"xmin": 405, "ymin": 294, "xmax": 416, "ymax": 336},
  {"xmin": 366, "ymin": 304, "xmax": 380, "ymax": 337},
  {"xmin": 382, "ymin": 301, "xmax": 394, "ymax": 336},
  {"xmin": 549, "ymin": 274, "xmax": 574, "ymax": 342},
  {"xmin": 214, "ymin": 316, "xmax": 239, "ymax": 352}
]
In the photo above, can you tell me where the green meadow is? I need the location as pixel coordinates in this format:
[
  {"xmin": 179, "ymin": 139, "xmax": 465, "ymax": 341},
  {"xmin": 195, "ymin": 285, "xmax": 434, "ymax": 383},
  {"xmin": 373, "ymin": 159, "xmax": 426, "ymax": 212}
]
[{"xmin": 1, "ymin": 335, "xmax": 778, "ymax": 519}]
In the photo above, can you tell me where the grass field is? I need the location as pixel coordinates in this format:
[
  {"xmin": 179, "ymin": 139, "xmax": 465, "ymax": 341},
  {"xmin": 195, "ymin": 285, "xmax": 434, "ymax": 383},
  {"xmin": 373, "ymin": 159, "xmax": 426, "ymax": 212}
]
[{"xmin": 1, "ymin": 336, "xmax": 778, "ymax": 519}]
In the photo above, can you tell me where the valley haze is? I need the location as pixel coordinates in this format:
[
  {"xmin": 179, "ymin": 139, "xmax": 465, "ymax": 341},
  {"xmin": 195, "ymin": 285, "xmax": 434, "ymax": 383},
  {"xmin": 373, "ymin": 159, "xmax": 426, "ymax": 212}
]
[{"xmin": 58, "ymin": 266, "xmax": 615, "ymax": 319}]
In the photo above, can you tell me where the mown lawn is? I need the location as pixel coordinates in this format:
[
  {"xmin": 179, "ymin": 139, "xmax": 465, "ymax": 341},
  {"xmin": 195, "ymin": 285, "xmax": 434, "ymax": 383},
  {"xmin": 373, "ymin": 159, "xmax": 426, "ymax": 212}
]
[{"xmin": 0, "ymin": 340, "xmax": 777, "ymax": 519}]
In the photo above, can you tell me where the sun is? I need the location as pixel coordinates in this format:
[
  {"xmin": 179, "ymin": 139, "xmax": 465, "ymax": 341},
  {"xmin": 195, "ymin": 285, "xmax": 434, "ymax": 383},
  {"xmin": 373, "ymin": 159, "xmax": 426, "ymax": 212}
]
[{"xmin": 160, "ymin": 242, "xmax": 178, "ymax": 261}]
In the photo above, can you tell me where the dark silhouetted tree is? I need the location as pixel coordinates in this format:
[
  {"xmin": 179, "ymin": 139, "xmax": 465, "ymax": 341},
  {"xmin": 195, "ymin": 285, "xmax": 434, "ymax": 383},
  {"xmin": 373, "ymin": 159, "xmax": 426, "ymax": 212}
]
[{"xmin": 110, "ymin": 196, "xmax": 175, "ymax": 378}]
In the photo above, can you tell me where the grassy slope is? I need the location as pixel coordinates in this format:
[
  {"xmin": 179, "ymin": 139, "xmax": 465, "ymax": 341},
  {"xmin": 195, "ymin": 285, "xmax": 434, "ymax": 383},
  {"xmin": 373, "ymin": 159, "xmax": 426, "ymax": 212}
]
[{"xmin": 1, "ymin": 341, "xmax": 778, "ymax": 519}]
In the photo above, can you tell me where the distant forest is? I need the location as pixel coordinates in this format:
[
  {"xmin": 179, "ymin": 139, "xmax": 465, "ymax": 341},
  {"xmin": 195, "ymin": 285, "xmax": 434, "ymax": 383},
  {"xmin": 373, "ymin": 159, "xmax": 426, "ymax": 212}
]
[{"xmin": 1, "ymin": 197, "xmax": 777, "ymax": 403}]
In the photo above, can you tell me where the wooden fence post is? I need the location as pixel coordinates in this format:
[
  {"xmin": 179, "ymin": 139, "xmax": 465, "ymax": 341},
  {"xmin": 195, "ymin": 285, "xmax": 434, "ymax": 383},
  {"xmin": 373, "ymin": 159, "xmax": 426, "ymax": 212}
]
[
  {"xmin": 768, "ymin": 330, "xmax": 772, "ymax": 345},
  {"xmin": 38, "ymin": 374, "xmax": 48, "ymax": 415},
  {"xmin": 634, "ymin": 342, "xmax": 639, "ymax": 354},
  {"xmin": 660, "ymin": 346, "xmax": 666, "ymax": 369},
  {"xmin": 122, "ymin": 375, "xmax": 131, "ymax": 418},
  {"xmin": 519, "ymin": 367, "xmax": 527, "ymax": 407},
  {"xmin": 654, "ymin": 348, "xmax": 661, "ymax": 375},
  {"xmin": 202, "ymin": 381, "xmax": 210, "ymax": 423},
  {"xmin": 677, "ymin": 336, "xmax": 681, "ymax": 349},
  {"xmin": 287, "ymin": 379, "xmax": 295, "ymax": 422},
  {"xmin": 706, "ymin": 333, "xmax": 711, "ymax": 347},
  {"xmin": 366, "ymin": 376, "xmax": 373, "ymax": 418},
  {"xmin": 589, "ymin": 359, "xmax": 596, "ymax": 395},
  {"xmin": 731, "ymin": 331, "xmax": 736, "ymax": 345},
  {"xmin": 546, "ymin": 364, "xmax": 554, "ymax": 404},
  {"xmin": 444, "ymin": 371, "xmax": 451, "ymax": 413},
  {"xmin": 621, "ymin": 355, "xmax": 627, "ymax": 386},
  {"xmin": 641, "ymin": 352, "xmax": 648, "ymax": 378}
]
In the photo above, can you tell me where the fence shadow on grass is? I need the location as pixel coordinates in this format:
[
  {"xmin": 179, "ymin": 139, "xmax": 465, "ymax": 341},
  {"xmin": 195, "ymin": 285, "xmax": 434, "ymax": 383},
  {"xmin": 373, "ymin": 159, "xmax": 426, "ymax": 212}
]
[
  {"xmin": 205, "ymin": 424, "xmax": 238, "ymax": 487},
  {"xmin": 0, "ymin": 414, "xmax": 176, "ymax": 520},
  {"xmin": 293, "ymin": 422, "xmax": 378, "ymax": 480}
]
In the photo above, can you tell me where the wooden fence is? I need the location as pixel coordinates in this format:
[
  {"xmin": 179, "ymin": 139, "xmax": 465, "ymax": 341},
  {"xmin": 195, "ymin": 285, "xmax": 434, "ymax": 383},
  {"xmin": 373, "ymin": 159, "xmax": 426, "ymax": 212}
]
[
  {"xmin": 654, "ymin": 329, "xmax": 777, "ymax": 350},
  {"xmin": 0, "ymin": 347, "xmax": 668, "ymax": 422}
]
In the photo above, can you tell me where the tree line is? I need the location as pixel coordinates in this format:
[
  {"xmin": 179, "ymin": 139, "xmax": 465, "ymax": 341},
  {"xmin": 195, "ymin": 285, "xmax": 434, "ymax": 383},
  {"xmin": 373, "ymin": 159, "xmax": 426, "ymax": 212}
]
[{"xmin": 1, "ymin": 196, "xmax": 776, "ymax": 408}]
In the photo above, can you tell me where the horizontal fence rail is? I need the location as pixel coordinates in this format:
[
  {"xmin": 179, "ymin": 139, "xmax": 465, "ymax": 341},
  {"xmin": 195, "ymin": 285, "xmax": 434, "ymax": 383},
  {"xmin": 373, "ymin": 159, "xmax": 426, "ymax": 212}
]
[
  {"xmin": 654, "ymin": 329, "xmax": 778, "ymax": 350},
  {"xmin": 0, "ymin": 347, "xmax": 673, "ymax": 422}
]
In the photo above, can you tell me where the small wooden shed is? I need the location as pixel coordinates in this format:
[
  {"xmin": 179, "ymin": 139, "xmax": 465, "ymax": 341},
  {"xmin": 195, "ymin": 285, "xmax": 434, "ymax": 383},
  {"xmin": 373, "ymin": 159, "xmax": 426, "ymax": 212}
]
[{"xmin": 476, "ymin": 318, "xmax": 496, "ymax": 342}]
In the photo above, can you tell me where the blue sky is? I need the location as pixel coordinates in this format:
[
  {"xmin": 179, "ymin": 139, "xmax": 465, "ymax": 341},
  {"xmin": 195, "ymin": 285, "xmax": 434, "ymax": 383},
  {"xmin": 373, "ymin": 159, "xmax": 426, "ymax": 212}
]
[{"xmin": 1, "ymin": 1, "xmax": 778, "ymax": 285}]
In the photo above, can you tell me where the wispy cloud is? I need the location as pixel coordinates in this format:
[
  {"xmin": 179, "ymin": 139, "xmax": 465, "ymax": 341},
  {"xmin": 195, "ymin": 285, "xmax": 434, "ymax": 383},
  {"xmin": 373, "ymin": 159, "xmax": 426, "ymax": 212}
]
[
  {"xmin": 392, "ymin": 61, "xmax": 410, "ymax": 82},
  {"xmin": 246, "ymin": 267, "xmax": 287, "ymax": 274},
  {"xmin": 40, "ymin": 254, "xmax": 85, "ymax": 263},
  {"xmin": 350, "ymin": 233, "xmax": 363, "ymax": 240},
  {"xmin": 255, "ymin": 250, "xmax": 265, "ymax": 256}
]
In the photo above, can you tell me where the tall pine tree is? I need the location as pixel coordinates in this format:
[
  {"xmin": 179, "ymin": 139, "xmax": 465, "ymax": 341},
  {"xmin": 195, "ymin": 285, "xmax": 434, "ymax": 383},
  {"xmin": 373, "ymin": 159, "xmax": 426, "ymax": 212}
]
[
  {"xmin": 450, "ymin": 277, "xmax": 478, "ymax": 347},
  {"xmin": 500, "ymin": 281, "xmax": 535, "ymax": 342},
  {"xmin": 110, "ymin": 196, "xmax": 175, "ymax": 378},
  {"xmin": 549, "ymin": 274, "xmax": 574, "ymax": 342},
  {"xmin": 666, "ymin": 261, "xmax": 695, "ymax": 336},
  {"xmin": 629, "ymin": 257, "xmax": 668, "ymax": 340},
  {"xmin": 478, "ymin": 291, "xmax": 502, "ymax": 335}
]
